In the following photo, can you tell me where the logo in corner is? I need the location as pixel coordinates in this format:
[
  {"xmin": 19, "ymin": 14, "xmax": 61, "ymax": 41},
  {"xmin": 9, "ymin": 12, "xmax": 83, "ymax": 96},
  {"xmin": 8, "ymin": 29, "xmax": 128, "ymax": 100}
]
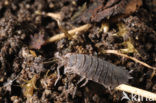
[{"xmin": 121, "ymin": 91, "xmax": 130, "ymax": 101}]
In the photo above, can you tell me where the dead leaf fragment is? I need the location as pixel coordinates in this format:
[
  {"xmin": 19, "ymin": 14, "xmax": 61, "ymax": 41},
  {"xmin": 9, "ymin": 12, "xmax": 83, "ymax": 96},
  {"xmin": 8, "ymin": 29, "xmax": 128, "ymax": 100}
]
[{"xmin": 29, "ymin": 33, "xmax": 45, "ymax": 49}]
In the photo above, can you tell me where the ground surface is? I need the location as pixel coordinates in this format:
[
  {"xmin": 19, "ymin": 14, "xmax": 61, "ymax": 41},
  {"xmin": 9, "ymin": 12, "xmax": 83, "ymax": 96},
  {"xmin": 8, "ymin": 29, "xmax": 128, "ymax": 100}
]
[{"xmin": 0, "ymin": 0, "xmax": 156, "ymax": 103}]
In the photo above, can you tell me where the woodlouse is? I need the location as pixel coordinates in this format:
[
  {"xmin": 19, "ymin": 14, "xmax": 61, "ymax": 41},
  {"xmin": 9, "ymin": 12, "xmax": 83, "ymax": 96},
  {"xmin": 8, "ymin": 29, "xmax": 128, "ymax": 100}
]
[{"xmin": 55, "ymin": 53, "xmax": 130, "ymax": 89}]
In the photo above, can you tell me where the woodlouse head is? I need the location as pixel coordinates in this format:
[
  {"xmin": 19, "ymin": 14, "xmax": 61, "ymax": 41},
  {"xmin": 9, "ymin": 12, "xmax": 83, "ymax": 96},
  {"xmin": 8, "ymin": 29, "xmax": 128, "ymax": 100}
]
[
  {"xmin": 55, "ymin": 52, "xmax": 75, "ymax": 74},
  {"xmin": 54, "ymin": 52, "xmax": 69, "ymax": 65}
]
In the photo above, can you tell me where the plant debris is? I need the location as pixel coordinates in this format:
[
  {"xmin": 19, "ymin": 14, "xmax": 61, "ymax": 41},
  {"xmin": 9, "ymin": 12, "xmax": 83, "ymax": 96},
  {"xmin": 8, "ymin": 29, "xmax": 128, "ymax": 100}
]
[
  {"xmin": 0, "ymin": 0, "xmax": 156, "ymax": 103},
  {"xmin": 77, "ymin": 0, "xmax": 142, "ymax": 23}
]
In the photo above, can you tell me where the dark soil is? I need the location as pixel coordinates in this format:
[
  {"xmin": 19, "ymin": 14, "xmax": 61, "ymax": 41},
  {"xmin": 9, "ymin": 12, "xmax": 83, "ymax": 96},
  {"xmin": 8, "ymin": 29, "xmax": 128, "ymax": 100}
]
[{"xmin": 0, "ymin": 0, "xmax": 156, "ymax": 103}]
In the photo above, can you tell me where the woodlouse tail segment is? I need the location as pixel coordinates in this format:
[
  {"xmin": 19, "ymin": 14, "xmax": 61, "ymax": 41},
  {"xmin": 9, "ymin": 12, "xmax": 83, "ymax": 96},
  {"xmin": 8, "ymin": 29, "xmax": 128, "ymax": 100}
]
[{"xmin": 112, "ymin": 67, "xmax": 130, "ymax": 86}]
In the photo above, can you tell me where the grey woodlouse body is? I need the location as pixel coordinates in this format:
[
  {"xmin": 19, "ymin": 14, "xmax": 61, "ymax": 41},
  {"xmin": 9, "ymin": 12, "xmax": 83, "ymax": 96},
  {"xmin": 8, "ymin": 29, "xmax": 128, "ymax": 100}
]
[{"xmin": 56, "ymin": 53, "xmax": 130, "ymax": 89}]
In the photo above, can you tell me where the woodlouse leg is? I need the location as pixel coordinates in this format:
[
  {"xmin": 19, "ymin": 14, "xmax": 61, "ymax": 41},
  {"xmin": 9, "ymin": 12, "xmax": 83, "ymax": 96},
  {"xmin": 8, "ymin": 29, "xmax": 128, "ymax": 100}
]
[
  {"xmin": 80, "ymin": 79, "xmax": 88, "ymax": 87},
  {"xmin": 77, "ymin": 77, "xmax": 89, "ymax": 87},
  {"xmin": 72, "ymin": 86, "xmax": 78, "ymax": 98},
  {"xmin": 77, "ymin": 77, "xmax": 86, "ymax": 85},
  {"xmin": 54, "ymin": 65, "xmax": 63, "ymax": 86}
]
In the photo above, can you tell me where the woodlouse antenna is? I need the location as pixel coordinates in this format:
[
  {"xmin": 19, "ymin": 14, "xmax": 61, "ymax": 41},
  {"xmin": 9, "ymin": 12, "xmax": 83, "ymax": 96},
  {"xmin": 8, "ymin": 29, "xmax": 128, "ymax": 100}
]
[{"xmin": 43, "ymin": 57, "xmax": 59, "ymax": 64}]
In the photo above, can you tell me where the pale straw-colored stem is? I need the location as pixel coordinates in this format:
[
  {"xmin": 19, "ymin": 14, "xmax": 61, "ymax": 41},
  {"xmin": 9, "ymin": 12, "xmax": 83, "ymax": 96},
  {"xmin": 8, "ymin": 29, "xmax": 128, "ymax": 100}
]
[
  {"xmin": 102, "ymin": 50, "xmax": 156, "ymax": 70},
  {"xmin": 45, "ymin": 24, "xmax": 91, "ymax": 43},
  {"xmin": 116, "ymin": 84, "xmax": 156, "ymax": 101}
]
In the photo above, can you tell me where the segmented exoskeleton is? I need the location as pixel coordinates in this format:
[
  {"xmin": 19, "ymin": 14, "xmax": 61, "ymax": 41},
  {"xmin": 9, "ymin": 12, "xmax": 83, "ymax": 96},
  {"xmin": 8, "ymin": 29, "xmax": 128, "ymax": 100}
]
[{"xmin": 55, "ymin": 53, "xmax": 130, "ymax": 89}]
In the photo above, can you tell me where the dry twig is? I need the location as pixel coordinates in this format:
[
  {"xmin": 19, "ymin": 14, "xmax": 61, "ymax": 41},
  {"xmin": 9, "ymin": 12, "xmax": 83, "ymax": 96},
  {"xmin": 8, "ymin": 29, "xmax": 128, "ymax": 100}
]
[
  {"xmin": 101, "ymin": 50, "xmax": 156, "ymax": 70},
  {"xmin": 46, "ymin": 12, "xmax": 62, "ymax": 20},
  {"xmin": 116, "ymin": 84, "xmax": 156, "ymax": 101},
  {"xmin": 45, "ymin": 24, "xmax": 91, "ymax": 44},
  {"xmin": 41, "ymin": 12, "xmax": 92, "ymax": 44}
]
